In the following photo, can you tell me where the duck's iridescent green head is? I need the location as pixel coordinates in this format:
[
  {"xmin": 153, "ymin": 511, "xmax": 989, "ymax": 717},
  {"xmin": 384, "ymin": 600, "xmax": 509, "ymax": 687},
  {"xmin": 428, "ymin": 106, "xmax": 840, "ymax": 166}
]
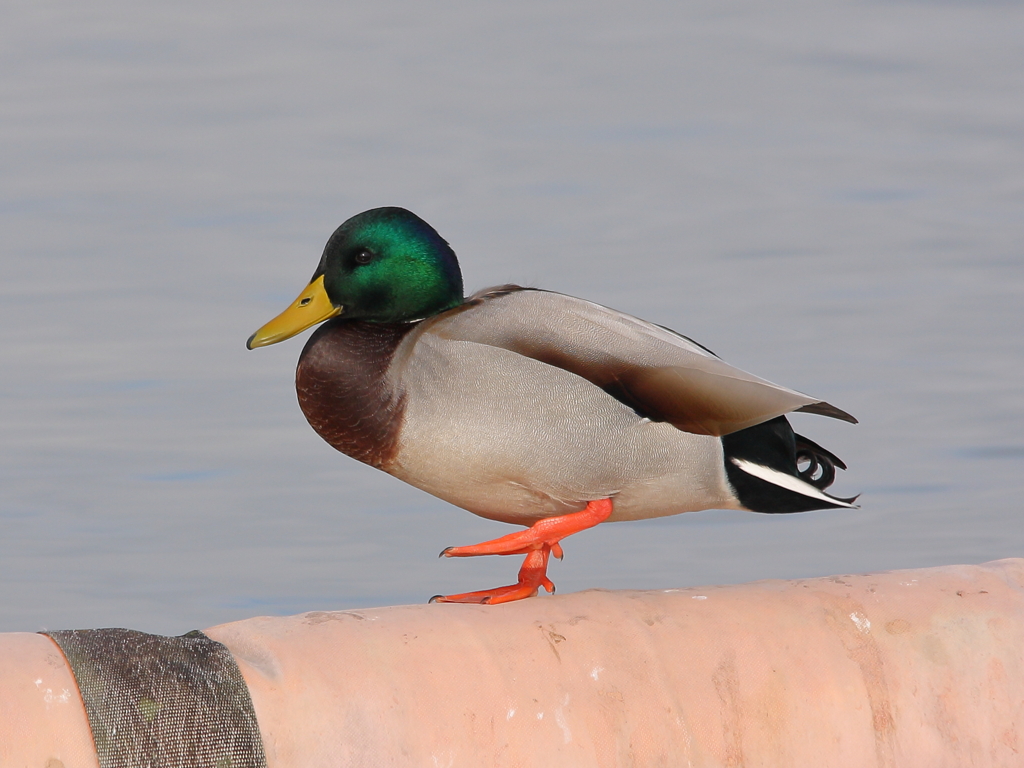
[
  {"xmin": 316, "ymin": 207, "xmax": 463, "ymax": 322},
  {"xmin": 247, "ymin": 207, "xmax": 464, "ymax": 349}
]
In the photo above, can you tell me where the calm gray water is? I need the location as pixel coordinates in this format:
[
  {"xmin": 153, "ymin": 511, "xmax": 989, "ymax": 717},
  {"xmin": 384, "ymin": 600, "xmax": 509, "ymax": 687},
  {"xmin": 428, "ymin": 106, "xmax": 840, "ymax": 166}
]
[{"xmin": 2, "ymin": 1, "xmax": 1022, "ymax": 634}]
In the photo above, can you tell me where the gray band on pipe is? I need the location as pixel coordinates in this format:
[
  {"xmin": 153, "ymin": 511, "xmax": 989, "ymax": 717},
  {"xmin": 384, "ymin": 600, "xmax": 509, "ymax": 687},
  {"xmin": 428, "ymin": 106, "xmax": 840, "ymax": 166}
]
[{"xmin": 42, "ymin": 628, "xmax": 267, "ymax": 768}]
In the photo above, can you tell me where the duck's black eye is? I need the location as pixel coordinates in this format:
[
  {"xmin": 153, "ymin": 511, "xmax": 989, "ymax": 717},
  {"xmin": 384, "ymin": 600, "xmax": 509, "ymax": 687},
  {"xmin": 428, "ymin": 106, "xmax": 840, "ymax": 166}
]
[{"xmin": 354, "ymin": 249, "xmax": 374, "ymax": 265}]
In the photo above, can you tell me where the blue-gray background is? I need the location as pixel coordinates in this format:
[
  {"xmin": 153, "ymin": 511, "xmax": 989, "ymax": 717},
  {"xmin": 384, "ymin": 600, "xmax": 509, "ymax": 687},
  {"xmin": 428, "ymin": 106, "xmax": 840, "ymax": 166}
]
[{"xmin": 2, "ymin": 1, "xmax": 1022, "ymax": 634}]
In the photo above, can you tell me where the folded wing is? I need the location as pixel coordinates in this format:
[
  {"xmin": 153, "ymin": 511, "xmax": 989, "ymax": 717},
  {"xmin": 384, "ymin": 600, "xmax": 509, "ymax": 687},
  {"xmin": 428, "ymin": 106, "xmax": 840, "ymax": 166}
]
[{"xmin": 424, "ymin": 287, "xmax": 856, "ymax": 437}]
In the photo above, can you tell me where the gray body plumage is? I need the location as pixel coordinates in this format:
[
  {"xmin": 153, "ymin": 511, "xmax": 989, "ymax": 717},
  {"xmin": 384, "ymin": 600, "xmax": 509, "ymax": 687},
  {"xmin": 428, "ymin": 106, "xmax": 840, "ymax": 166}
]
[{"xmin": 382, "ymin": 288, "xmax": 849, "ymax": 524}]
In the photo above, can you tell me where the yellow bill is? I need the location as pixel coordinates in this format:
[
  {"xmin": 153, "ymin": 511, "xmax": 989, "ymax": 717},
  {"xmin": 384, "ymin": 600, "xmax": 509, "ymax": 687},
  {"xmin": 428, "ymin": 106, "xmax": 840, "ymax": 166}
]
[{"xmin": 247, "ymin": 275, "xmax": 343, "ymax": 349}]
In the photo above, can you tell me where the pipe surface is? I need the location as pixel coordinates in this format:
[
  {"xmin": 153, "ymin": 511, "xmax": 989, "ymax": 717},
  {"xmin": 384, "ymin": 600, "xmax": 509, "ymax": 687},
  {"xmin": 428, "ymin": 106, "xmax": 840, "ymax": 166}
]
[
  {"xmin": 0, "ymin": 632, "xmax": 99, "ymax": 768},
  {"xmin": 2, "ymin": 559, "xmax": 1022, "ymax": 767},
  {"xmin": 208, "ymin": 559, "xmax": 1024, "ymax": 767}
]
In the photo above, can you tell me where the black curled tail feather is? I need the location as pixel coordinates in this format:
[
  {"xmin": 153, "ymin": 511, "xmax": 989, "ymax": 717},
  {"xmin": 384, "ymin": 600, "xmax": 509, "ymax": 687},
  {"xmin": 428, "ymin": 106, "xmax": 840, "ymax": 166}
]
[
  {"xmin": 794, "ymin": 433, "xmax": 845, "ymax": 490},
  {"xmin": 722, "ymin": 415, "xmax": 855, "ymax": 513}
]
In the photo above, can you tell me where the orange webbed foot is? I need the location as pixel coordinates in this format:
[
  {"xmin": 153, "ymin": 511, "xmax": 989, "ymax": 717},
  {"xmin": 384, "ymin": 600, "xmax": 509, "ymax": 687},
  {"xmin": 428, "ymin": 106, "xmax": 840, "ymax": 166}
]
[
  {"xmin": 430, "ymin": 547, "xmax": 555, "ymax": 604},
  {"xmin": 431, "ymin": 499, "xmax": 612, "ymax": 604}
]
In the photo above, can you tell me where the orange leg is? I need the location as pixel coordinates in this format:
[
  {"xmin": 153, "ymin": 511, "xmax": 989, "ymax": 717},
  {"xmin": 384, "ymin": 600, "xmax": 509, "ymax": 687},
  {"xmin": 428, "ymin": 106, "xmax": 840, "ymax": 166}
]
[{"xmin": 430, "ymin": 499, "xmax": 613, "ymax": 605}]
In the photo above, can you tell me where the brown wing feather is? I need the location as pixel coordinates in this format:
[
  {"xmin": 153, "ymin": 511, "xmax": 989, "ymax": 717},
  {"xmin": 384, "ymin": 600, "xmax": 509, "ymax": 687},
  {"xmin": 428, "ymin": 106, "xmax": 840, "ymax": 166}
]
[{"xmin": 423, "ymin": 287, "xmax": 855, "ymax": 437}]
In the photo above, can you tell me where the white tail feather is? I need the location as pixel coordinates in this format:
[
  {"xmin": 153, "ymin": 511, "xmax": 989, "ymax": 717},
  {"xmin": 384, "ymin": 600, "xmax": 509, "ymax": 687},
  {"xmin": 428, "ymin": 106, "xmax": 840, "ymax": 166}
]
[{"xmin": 730, "ymin": 458, "xmax": 857, "ymax": 508}]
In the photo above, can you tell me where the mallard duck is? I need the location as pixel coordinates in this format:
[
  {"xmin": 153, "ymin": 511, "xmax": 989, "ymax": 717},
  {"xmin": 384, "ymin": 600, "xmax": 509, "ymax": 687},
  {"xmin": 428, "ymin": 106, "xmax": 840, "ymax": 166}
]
[{"xmin": 248, "ymin": 207, "xmax": 856, "ymax": 604}]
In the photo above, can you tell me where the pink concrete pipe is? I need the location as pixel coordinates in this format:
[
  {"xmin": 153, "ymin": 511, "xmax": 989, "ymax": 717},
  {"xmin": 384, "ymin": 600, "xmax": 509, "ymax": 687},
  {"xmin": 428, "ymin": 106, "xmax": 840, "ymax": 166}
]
[{"xmin": 3, "ymin": 559, "xmax": 1023, "ymax": 767}]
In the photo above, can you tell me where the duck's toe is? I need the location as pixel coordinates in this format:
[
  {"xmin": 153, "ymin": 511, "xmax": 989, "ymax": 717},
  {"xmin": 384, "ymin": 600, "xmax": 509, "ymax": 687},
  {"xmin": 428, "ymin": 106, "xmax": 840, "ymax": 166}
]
[{"xmin": 429, "ymin": 547, "xmax": 556, "ymax": 605}]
